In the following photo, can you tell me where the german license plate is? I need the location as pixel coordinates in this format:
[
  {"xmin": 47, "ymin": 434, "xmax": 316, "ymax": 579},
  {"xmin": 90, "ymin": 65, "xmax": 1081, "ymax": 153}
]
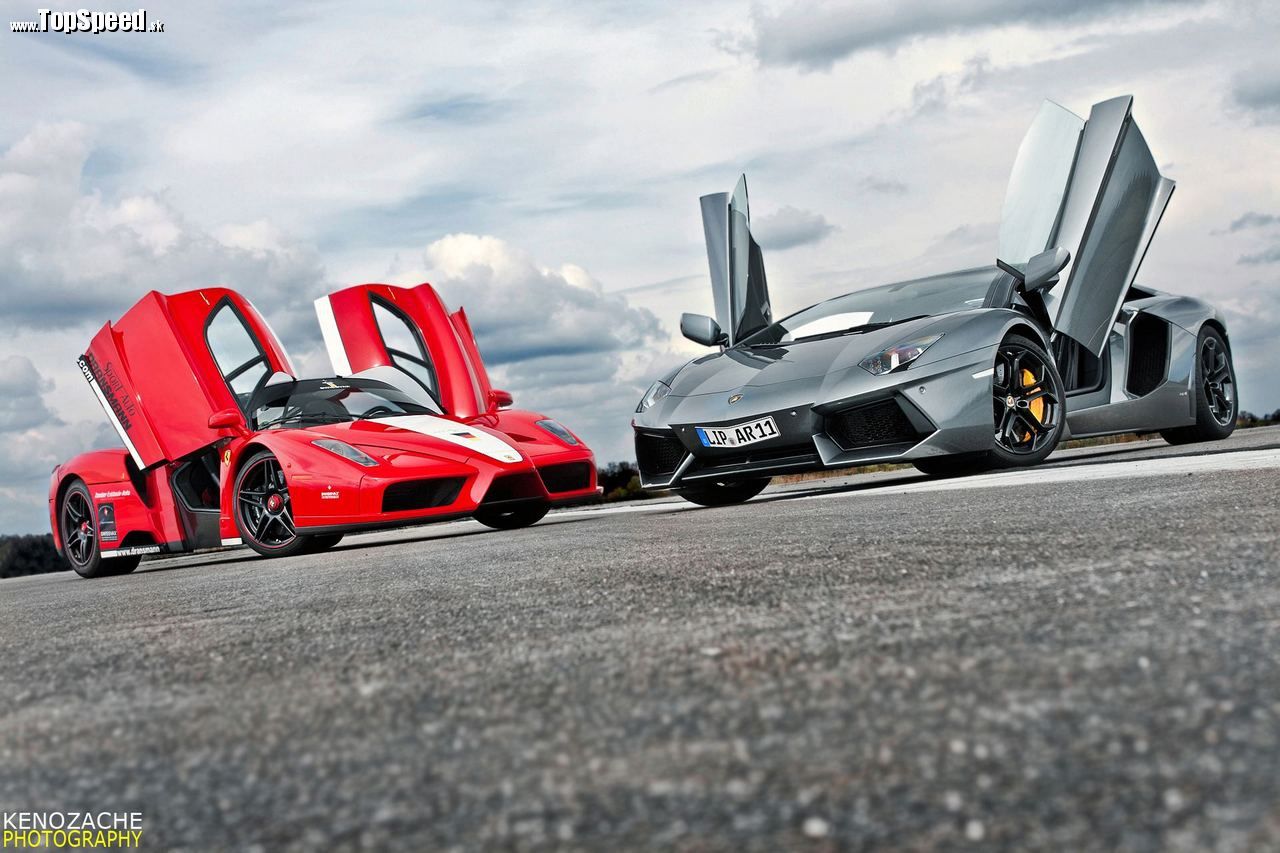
[{"xmin": 696, "ymin": 416, "xmax": 779, "ymax": 448}]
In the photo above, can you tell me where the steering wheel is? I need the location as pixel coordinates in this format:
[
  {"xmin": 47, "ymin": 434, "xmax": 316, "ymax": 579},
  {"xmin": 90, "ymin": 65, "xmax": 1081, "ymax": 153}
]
[{"xmin": 357, "ymin": 405, "xmax": 397, "ymax": 420}]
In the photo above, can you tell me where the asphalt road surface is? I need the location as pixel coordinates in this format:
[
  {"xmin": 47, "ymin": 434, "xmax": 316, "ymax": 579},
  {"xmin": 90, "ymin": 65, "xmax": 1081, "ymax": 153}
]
[{"xmin": 4, "ymin": 428, "xmax": 1280, "ymax": 851}]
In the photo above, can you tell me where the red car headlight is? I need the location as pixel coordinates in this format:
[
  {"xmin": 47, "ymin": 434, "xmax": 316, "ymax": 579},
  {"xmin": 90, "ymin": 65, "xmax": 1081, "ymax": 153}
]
[{"xmin": 312, "ymin": 439, "xmax": 378, "ymax": 467}]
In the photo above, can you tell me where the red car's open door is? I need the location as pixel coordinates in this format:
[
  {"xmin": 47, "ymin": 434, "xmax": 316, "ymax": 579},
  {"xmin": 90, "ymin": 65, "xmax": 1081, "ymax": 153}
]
[
  {"xmin": 314, "ymin": 283, "xmax": 492, "ymax": 419},
  {"xmin": 80, "ymin": 288, "xmax": 295, "ymax": 469}
]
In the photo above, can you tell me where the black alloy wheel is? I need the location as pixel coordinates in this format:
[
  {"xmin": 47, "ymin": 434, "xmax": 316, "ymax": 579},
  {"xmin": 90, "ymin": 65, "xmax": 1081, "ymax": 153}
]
[
  {"xmin": 236, "ymin": 451, "xmax": 308, "ymax": 557},
  {"xmin": 1199, "ymin": 333, "xmax": 1235, "ymax": 428},
  {"xmin": 59, "ymin": 480, "xmax": 140, "ymax": 578},
  {"xmin": 1161, "ymin": 327, "xmax": 1237, "ymax": 444},
  {"xmin": 991, "ymin": 337, "xmax": 1063, "ymax": 458}
]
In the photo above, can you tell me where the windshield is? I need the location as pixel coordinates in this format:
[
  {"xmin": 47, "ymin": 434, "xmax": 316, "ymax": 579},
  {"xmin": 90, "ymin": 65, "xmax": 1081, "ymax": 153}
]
[
  {"xmin": 740, "ymin": 267, "xmax": 999, "ymax": 347},
  {"xmin": 249, "ymin": 378, "xmax": 440, "ymax": 430}
]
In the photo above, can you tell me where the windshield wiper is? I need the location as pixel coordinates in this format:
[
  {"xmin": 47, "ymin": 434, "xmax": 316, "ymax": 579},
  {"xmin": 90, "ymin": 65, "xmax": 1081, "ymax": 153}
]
[{"xmin": 257, "ymin": 412, "xmax": 351, "ymax": 429}]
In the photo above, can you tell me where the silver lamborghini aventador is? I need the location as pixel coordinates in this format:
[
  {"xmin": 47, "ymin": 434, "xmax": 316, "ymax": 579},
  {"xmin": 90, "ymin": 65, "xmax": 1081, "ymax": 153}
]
[{"xmin": 633, "ymin": 95, "xmax": 1238, "ymax": 506}]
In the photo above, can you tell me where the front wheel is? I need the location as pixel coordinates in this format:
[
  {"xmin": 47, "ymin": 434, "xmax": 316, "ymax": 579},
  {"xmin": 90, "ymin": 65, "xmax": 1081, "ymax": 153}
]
[
  {"xmin": 676, "ymin": 477, "xmax": 770, "ymax": 507},
  {"xmin": 1160, "ymin": 327, "xmax": 1236, "ymax": 445},
  {"xmin": 986, "ymin": 334, "xmax": 1066, "ymax": 469},
  {"xmin": 474, "ymin": 501, "xmax": 549, "ymax": 530},
  {"xmin": 235, "ymin": 450, "xmax": 310, "ymax": 557}
]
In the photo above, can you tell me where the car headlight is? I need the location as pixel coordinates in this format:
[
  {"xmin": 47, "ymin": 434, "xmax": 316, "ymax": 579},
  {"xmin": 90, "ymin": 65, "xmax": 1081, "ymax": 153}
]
[
  {"xmin": 636, "ymin": 380, "xmax": 671, "ymax": 413},
  {"xmin": 859, "ymin": 334, "xmax": 943, "ymax": 376},
  {"xmin": 535, "ymin": 419, "xmax": 579, "ymax": 446},
  {"xmin": 312, "ymin": 439, "xmax": 378, "ymax": 467}
]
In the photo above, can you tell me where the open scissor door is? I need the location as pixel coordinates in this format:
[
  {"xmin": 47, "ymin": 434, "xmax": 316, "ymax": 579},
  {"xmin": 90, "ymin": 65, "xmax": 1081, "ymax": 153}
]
[
  {"xmin": 81, "ymin": 288, "xmax": 295, "ymax": 469},
  {"xmin": 315, "ymin": 283, "xmax": 489, "ymax": 418}
]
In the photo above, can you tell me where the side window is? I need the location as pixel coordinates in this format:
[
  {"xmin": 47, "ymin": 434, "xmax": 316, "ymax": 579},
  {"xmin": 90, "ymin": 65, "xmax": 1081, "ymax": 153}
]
[
  {"xmin": 206, "ymin": 301, "xmax": 269, "ymax": 407},
  {"xmin": 371, "ymin": 297, "xmax": 439, "ymax": 399}
]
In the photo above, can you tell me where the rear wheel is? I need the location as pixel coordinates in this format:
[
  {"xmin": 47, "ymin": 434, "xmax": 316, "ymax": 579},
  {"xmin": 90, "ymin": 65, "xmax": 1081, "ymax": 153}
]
[
  {"xmin": 60, "ymin": 480, "xmax": 140, "ymax": 578},
  {"xmin": 474, "ymin": 502, "xmax": 549, "ymax": 530},
  {"xmin": 235, "ymin": 451, "xmax": 310, "ymax": 557},
  {"xmin": 676, "ymin": 477, "xmax": 770, "ymax": 507},
  {"xmin": 1161, "ymin": 327, "xmax": 1236, "ymax": 445}
]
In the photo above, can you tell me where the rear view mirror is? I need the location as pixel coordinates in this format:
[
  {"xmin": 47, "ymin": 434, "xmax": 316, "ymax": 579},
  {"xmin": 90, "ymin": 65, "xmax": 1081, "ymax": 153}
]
[
  {"xmin": 489, "ymin": 389, "xmax": 514, "ymax": 409},
  {"xmin": 680, "ymin": 313, "xmax": 727, "ymax": 347},
  {"xmin": 998, "ymin": 247, "xmax": 1070, "ymax": 294}
]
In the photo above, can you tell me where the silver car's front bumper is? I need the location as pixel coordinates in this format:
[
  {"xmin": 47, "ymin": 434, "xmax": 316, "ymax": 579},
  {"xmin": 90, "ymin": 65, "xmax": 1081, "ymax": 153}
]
[{"xmin": 635, "ymin": 344, "xmax": 1000, "ymax": 489}]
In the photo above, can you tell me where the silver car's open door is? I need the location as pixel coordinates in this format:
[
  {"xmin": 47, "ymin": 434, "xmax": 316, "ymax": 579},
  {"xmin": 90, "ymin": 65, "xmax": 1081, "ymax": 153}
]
[
  {"xmin": 700, "ymin": 175, "xmax": 772, "ymax": 346},
  {"xmin": 1000, "ymin": 96, "xmax": 1175, "ymax": 356}
]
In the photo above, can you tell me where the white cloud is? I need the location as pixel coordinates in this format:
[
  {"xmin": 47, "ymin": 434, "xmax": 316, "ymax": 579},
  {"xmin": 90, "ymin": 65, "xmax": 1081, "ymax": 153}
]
[
  {"xmin": 0, "ymin": 123, "xmax": 327, "ymax": 337},
  {"xmin": 0, "ymin": 356, "xmax": 119, "ymax": 533},
  {"xmin": 0, "ymin": 356, "xmax": 56, "ymax": 432},
  {"xmin": 742, "ymin": 0, "xmax": 1202, "ymax": 70},
  {"xmin": 752, "ymin": 206, "xmax": 837, "ymax": 250},
  {"xmin": 418, "ymin": 234, "xmax": 677, "ymax": 462}
]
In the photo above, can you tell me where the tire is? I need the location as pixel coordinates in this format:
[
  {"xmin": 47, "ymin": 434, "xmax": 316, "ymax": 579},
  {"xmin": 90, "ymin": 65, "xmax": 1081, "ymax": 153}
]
[
  {"xmin": 234, "ymin": 450, "xmax": 311, "ymax": 557},
  {"xmin": 474, "ymin": 501, "xmax": 549, "ymax": 530},
  {"xmin": 59, "ymin": 479, "xmax": 140, "ymax": 578},
  {"xmin": 912, "ymin": 453, "xmax": 991, "ymax": 478},
  {"xmin": 986, "ymin": 333, "xmax": 1066, "ymax": 469},
  {"xmin": 676, "ymin": 477, "xmax": 770, "ymax": 507},
  {"xmin": 1160, "ymin": 327, "xmax": 1237, "ymax": 445},
  {"xmin": 302, "ymin": 533, "xmax": 344, "ymax": 553}
]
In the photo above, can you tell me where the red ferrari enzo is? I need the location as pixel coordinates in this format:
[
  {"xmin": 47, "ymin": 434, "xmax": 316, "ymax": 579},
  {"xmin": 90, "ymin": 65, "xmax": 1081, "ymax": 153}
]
[{"xmin": 50, "ymin": 283, "xmax": 598, "ymax": 578}]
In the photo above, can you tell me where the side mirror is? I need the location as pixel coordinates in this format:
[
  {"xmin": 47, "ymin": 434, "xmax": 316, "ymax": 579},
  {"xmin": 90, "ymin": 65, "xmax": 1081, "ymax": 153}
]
[
  {"xmin": 998, "ymin": 247, "xmax": 1070, "ymax": 294},
  {"xmin": 680, "ymin": 313, "xmax": 727, "ymax": 347},
  {"xmin": 489, "ymin": 389, "xmax": 514, "ymax": 409},
  {"xmin": 208, "ymin": 408, "xmax": 247, "ymax": 434},
  {"xmin": 1024, "ymin": 246, "xmax": 1071, "ymax": 293}
]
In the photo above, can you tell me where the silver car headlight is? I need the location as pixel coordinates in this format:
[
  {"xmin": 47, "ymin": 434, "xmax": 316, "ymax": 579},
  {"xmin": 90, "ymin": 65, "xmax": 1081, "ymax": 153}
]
[
  {"xmin": 859, "ymin": 334, "xmax": 943, "ymax": 376},
  {"xmin": 636, "ymin": 380, "xmax": 671, "ymax": 413},
  {"xmin": 535, "ymin": 419, "xmax": 579, "ymax": 446},
  {"xmin": 312, "ymin": 438, "xmax": 378, "ymax": 467}
]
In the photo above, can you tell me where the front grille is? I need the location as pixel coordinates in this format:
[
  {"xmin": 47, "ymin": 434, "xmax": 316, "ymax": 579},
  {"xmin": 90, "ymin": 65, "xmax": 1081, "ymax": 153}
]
[
  {"xmin": 482, "ymin": 472, "xmax": 545, "ymax": 505},
  {"xmin": 635, "ymin": 431, "xmax": 686, "ymax": 479},
  {"xmin": 684, "ymin": 441, "xmax": 821, "ymax": 481},
  {"xmin": 538, "ymin": 461, "xmax": 593, "ymax": 493},
  {"xmin": 382, "ymin": 477, "xmax": 466, "ymax": 513},
  {"xmin": 825, "ymin": 399, "xmax": 923, "ymax": 452},
  {"xmin": 702, "ymin": 441, "xmax": 816, "ymax": 469}
]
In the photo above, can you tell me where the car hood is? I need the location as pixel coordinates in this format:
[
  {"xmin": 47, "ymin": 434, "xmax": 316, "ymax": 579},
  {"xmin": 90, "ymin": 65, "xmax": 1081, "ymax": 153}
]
[
  {"xmin": 669, "ymin": 316, "xmax": 943, "ymax": 397},
  {"xmin": 299, "ymin": 415, "xmax": 526, "ymax": 464}
]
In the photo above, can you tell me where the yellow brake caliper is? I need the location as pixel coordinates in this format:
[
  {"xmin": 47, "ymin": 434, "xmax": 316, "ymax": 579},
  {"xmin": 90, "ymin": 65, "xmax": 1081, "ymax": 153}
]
[{"xmin": 1021, "ymin": 368, "xmax": 1044, "ymax": 441}]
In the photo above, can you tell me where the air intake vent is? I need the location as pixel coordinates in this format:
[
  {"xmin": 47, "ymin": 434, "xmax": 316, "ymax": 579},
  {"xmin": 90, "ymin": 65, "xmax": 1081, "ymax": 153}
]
[
  {"xmin": 635, "ymin": 431, "xmax": 687, "ymax": 479},
  {"xmin": 538, "ymin": 461, "xmax": 593, "ymax": 493},
  {"xmin": 826, "ymin": 399, "xmax": 925, "ymax": 452},
  {"xmin": 382, "ymin": 477, "xmax": 465, "ymax": 513},
  {"xmin": 1126, "ymin": 313, "xmax": 1169, "ymax": 397}
]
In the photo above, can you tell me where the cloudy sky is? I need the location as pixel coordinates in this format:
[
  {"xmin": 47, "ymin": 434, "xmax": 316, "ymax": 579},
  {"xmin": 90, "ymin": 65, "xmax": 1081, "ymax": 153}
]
[{"xmin": 1, "ymin": 0, "xmax": 1278, "ymax": 532}]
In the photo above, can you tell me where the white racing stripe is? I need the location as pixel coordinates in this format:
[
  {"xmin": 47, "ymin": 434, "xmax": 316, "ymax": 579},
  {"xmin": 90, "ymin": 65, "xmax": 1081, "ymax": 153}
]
[
  {"xmin": 313, "ymin": 295, "xmax": 352, "ymax": 376},
  {"xmin": 797, "ymin": 448, "xmax": 1280, "ymax": 501},
  {"xmin": 377, "ymin": 415, "xmax": 523, "ymax": 463}
]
